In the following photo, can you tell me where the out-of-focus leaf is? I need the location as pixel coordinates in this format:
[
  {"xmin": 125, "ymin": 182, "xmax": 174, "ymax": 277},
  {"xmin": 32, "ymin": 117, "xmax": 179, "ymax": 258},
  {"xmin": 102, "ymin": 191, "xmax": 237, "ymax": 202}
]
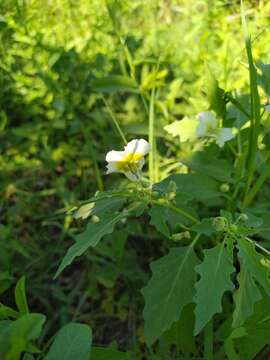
[
  {"xmin": 0, "ymin": 304, "xmax": 19, "ymax": 320},
  {"xmin": 45, "ymin": 323, "xmax": 92, "ymax": 360},
  {"xmin": 15, "ymin": 276, "xmax": 29, "ymax": 315},
  {"xmin": 91, "ymin": 76, "xmax": 138, "ymax": 93},
  {"xmin": 257, "ymin": 60, "xmax": 270, "ymax": 96},
  {"xmin": 0, "ymin": 313, "xmax": 46, "ymax": 360},
  {"xmin": 91, "ymin": 347, "xmax": 131, "ymax": 360},
  {"xmin": 154, "ymin": 173, "xmax": 221, "ymax": 202},
  {"xmin": 181, "ymin": 150, "xmax": 233, "ymax": 183}
]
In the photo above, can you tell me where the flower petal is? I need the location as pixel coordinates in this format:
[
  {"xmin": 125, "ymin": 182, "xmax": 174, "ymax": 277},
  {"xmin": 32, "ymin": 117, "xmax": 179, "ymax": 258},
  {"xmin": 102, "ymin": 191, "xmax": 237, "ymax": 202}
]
[
  {"xmin": 196, "ymin": 111, "xmax": 217, "ymax": 137},
  {"xmin": 138, "ymin": 157, "xmax": 145, "ymax": 171},
  {"xmin": 215, "ymin": 128, "xmax": 234, "ymax": 147},
  {"xmin": 106, "ymin": 161, "xmax": 120, "ymax": 174},
  {"xmin": 125, "ymin": 171, "xmax": 139, "ymax": 181},
  {"xmin": 124, "ymin": 138, "xmax": 150, "ymax": 156},
  {"xmin": 105, "ymin": 150, "xmax": 125, "ymax": 162}
]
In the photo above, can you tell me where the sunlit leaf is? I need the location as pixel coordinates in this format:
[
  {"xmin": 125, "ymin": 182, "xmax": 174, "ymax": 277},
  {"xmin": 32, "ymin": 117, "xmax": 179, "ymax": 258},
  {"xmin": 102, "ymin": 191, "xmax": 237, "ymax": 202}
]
[{"xmin": 164, "ymin": 117, "xmax": 198, "ymax": 142}]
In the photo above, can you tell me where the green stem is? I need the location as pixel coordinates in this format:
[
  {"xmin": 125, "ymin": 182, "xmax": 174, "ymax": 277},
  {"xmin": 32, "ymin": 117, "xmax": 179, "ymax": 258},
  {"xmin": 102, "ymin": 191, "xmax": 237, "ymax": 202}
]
[
  {"xmin": 102, "ymin": 96, "xmax": 127, "ymax": 145},
  {"xmin": 204, "ymin": 320, "xmax": 214, "ymax": 360},
  {"xmin": 246, "ymin": 237, "xmax": 270, "ymax": 257},
  {"xmin": 241, "ymin": 1, "xmax": 261, "ymax": 201},
  {"xmin": 152, "ymin": 200, "xmax": 199, "ymax": 224},
  {"xmin": 243, "ymin": 159, "xmax": 270, "ymax": 208},
  {"xmin": 148, "ymin": 89, "xmax": 156, "ymax": 184}
]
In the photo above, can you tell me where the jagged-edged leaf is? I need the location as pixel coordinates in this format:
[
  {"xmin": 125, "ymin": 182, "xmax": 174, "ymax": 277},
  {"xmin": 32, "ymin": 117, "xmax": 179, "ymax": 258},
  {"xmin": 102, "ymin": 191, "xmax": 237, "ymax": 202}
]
[
  {"xmin": 233, "ymin": 261, "xmax": 262, "ymax": 328},
  {"xmin": 142, "ymin": 246, "xmax": 199, "ymax": 345},
  {"xmin": 237, "ymin": 238, "xmax": 270, "ymax": 295},
  {"xmin": 45, "ymin": 323, "xmax": 92, "ymax": 360},
  {"xmin": 91, "ymin": 75, "xmax": 138, "ymax": 93},
  {"xmin": 194, "ymin": 243, "xmax": 235, "ymax": 335},
  {"xmin": 161, "ymin": 304, "xmax": 196, "ymax": 356},
  {"xmin": 55, "ymin": 212, "xmax": 124, "ymax": 278},
  {"xmin": 164, "ymin": 117, "xmax": 198, "ymax": 142},
  {"xmin": 0, "ymin": 313, "xmax": 46, "ymax": 360},
  {"xmin": 225, "ymin": 295, "xmax": 270, "ymax": 360},
  {"xmin": 181, "ymin": 150, "xmax": 233, "ymax": 183},
  {"xmin": 149, "ymin": 204, "xmax": 170, "ymax": 238}
]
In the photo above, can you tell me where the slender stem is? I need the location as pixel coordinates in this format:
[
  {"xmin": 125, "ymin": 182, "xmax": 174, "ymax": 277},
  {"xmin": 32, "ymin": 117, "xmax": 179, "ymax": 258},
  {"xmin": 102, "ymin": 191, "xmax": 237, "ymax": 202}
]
[
  {"xmin": 148, "ymin": 89, "xmax": 156, "ymax": 184},
  {"xmin": 152, "ymin": 200, "xmax": 199, "ymax": 224},
  {"xmin": 204, "ymin": 320, "xmax": 214, "ymax": 360},
  {"xmin": 246, "ymin": 237, "xmax": 270, "ymax": 257},
  {"xmin": 243, "ymin": 158, "xmax": 270, "ymax": 208},
  {"xmin": 102, "ymin": 96, "xmax": 127, "ymax": 145},
  {"xmin": 241, "ymin": 1, "xmax": 261, "ymax": 201}
]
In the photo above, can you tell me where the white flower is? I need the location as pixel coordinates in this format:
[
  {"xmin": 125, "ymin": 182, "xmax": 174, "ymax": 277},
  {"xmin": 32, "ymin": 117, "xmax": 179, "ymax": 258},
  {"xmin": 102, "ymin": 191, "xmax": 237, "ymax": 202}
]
[
  {"xmin": 105, "ymin": 138, "xmax": 150, "ymax": 181},
  {"xmin": 196, "ymin": 111, "xmax": 234, "ymax": 147}
]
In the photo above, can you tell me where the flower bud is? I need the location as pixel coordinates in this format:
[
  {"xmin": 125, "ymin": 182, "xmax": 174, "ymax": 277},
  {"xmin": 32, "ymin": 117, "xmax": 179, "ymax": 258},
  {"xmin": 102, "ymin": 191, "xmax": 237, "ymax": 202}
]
[
  {"xmin": 220, "ymin": 183, "xmax": 230, "ymax": 193},
  {"xmin": 238, "ymin": 213, "xmax": 248, "ymax": 222},
  {"xmin": 168, "ymin": 192, "xmax": 176, "ymax": 200},
  {"xmin": 157, "ymin": 198, "xmax": 167, "ymax": 205},
  {"xmin": 172, "ymin": 231, "xmax": 191, "ymax": 241},
  {"xmin": 167, "ymin": 181, "xmax": 177, "ymax": 194},
  {"xmin": 212, "ymin": 217, "xmax": 228, "ymax": 231},
  {"xmin": 91, "ymin": 215, "xmax": 100, "ymax": 224},
  {"xmin": 172, "ymin": 233, "xmax": 184, "ymax": 241}
]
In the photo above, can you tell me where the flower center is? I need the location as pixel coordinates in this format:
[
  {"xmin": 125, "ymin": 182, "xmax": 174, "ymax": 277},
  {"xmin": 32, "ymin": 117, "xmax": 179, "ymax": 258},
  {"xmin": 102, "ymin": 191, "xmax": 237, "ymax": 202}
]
[{"xmin": 117, "ymin": 152, "xmax": 143, "ymax": 172}]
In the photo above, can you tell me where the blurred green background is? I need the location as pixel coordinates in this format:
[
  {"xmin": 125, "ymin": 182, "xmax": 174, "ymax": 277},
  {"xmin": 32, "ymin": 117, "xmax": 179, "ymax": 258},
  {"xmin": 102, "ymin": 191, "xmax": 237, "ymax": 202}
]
[{"xmin": 1, "ymin": 0, "xmax": 270, "ymax": 353}]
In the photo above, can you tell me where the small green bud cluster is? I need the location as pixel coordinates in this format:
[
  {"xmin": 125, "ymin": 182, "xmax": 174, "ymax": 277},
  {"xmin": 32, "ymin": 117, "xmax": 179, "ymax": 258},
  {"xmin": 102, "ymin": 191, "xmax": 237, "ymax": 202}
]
[
  {"xmin": 212, "ymin": 217, "xmax": 228, "ymax": 232},
  {"xmin": 172, "ymin": 231, "xmax": 191, "ymax": 241}
]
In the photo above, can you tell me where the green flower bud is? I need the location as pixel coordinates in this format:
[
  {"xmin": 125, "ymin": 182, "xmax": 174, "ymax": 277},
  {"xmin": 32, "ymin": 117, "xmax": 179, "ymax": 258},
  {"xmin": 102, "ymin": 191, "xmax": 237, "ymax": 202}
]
[
  {"xmin": 168, "ymin": 191, "xmax": 176, "ymax": 200},
  {"xmin": 172, "ymin": 231, "xmax": 191, "ymax": 241},
  {"xmin": 238, "ymin": 213, "xmax": 248, "ymax": 222},
  {"xmin": 157, "ymin": 198, "xmax": 167, "ymax": 205},
  {"xmin": 91, "ymin": 215, "xmax": 100, "ymax": 224},
  {"xmin": 172, "ymin": 233, "xmax": 184, "ymax": 241},
  {"xmin": 183, "ymin": 231, "xmax": 191, "ymax": 239},
  {"xmin": 167, "ymin": 181, "xmax": 177, "ymax": 194},
  {"xmin": 212, "ymin": 217, "xmax": 228, "ymax": 231},
  {"xmin": 220, "ymin": 183, "xmax": 230, "ymax": 193},
  {"xmin": 230, "ymin": 224, "xmax": 238, "ymax": 232}
]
